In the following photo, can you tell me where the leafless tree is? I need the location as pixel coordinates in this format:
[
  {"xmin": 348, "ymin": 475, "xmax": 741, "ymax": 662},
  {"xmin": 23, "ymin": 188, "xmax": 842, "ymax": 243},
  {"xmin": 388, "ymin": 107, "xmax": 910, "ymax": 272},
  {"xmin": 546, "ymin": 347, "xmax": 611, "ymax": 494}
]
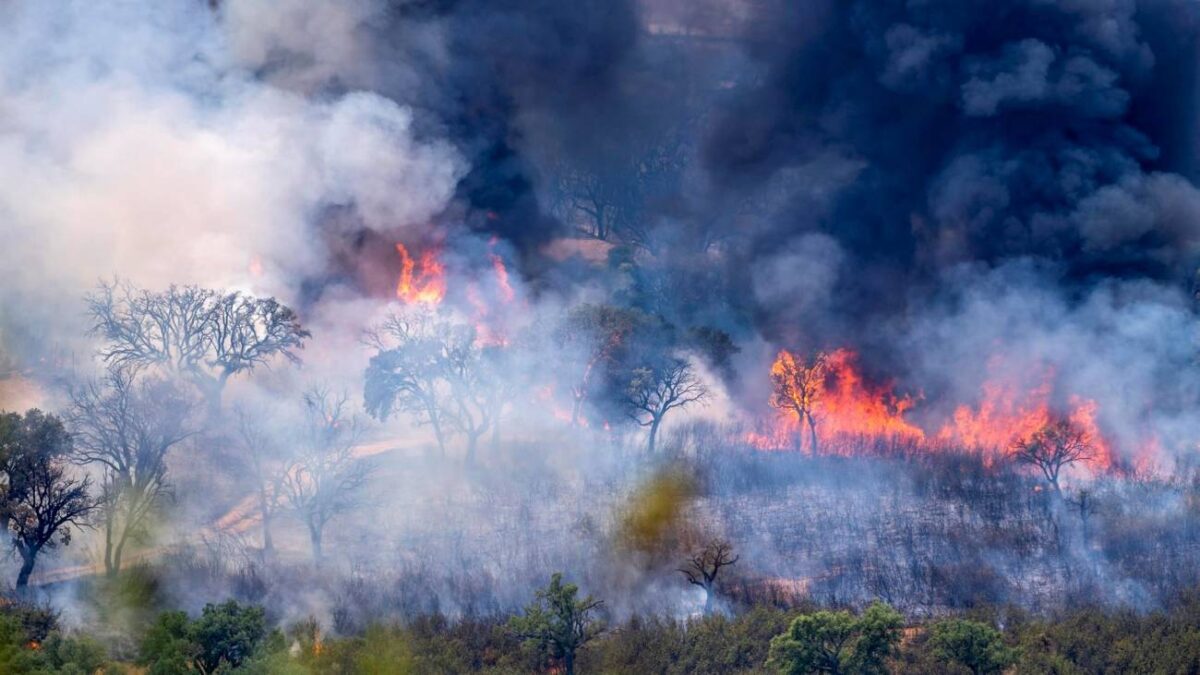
[
  {"xmin": 68, "ymin": 369, "xmax": 197, "ymax": 576},
  {"xmin": 624, "ymin": 357, "xmax": 709, "ymax": 453},
  {"xmin": 769, "ymin": 349, "xmax": 830, "ymax": 453},
  {"xmin": 0, "ymin": 410, "xmax": 97, "ymax": 590},
  {"xmin": 233, "ymin": 406, "xmax": 289, "ymax": 559},
  {"xmin": 679, "ymin": 539, "xmax": 739, "ymax": 614},
  {"xmin": 1012, "ymin": 418, "xmax": 1094, "ymax": 497},
  {"xmin": 86, "ymin": 281, "xmax": 310, "ymax": 417},
  {"xmin": 281, "ymin": 388, "xmax": 372, "ymax": 565}
]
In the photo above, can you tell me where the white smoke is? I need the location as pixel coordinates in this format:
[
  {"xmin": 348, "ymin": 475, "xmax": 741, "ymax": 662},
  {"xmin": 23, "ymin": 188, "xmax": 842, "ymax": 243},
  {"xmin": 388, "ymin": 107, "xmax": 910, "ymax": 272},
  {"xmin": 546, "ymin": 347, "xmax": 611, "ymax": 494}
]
[{"xmin": 0, "ymin": 0, "xmax": 464, "ymax": 390}]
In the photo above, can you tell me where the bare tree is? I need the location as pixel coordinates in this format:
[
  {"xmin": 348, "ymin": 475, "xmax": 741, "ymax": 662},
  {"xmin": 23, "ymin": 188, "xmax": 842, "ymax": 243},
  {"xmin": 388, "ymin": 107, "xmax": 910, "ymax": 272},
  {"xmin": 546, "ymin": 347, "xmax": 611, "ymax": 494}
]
[
  {"xmin": 679, "ymin": 539, "xmax": 739, "ymax": 614},
  {"xmin": 69, "ymin": 369, "xmax": 197, "ymax": 576},
  {"xmin": 281, "ymin": 388, "xmax": 372, "ymax": 565},
  {"xmin": 623, "ymin": 357, "xmax": 709, "ymax": 453},
  {"xmin": 233, "ymin": 406, "xmax": 288, "ymax": 559},
  {"xmin": 1012, "ymin": 418, "xmax": 1094, "ymax": 497},
  {"xmin": 86, "ymin": 281, "xmax": 310, "ymax": 416},
  {"xmin": 769, "ymin": 349, "xmax": 829, "ymax": 453},
  {"xmin": 0, "ymin": 410, "xmax": 97, "ymax": 590}
]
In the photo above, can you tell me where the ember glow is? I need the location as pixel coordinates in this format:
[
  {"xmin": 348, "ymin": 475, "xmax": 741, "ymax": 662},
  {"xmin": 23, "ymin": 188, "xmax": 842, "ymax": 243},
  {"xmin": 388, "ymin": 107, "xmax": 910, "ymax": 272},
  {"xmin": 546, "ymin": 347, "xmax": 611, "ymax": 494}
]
[{"xmin": 394, "ymin": 243, "xmax": 446, "ymax": 305}]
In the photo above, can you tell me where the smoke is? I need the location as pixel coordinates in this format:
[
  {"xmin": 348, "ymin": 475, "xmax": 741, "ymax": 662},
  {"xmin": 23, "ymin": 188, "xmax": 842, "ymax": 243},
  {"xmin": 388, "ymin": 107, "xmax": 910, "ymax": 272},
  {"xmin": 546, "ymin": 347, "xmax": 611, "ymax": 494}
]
[
  {"xmin": 4, "ymin": 0, "xmax": 1200, "ymax": 631},
  {"xmin": 0, "ymin": 0, "xmax": 463, "ymax": 375}
]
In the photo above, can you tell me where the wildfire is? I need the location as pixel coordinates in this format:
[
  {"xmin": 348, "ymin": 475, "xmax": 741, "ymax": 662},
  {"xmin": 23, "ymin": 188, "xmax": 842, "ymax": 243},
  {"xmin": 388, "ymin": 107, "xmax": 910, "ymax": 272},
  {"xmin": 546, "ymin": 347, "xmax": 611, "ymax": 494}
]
[
  {"xmin": 758, "ymin": 349, "xmax": 923, "ymax": 452},
  {"xmin": 394, "ymin": 243, "xmax": 446, "ymax": 305},
  {"xmin": 936, "ymin": 363, "xmax": 1115, "ymax": 470},
  {"xmin": 819, "ymin": 349, "xmax": 925, "ymax": 442},
  {"xmin": 753, "ymin": 348, "xmax": 1118, "ymax": 471}
]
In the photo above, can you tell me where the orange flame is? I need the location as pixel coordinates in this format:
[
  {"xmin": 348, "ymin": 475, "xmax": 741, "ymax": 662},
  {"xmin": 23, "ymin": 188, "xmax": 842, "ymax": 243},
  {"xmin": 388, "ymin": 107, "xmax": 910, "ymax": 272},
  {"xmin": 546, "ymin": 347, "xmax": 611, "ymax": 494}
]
[
  {"xmin": 753, "ymin": 348, "xmax": 1118, "ymax": 472},
  {"xmin": 395, "ymin": 243, "xmax": 446, "ymax": 305},
  {"xmin": 491, "ymin": 252, "xmax": 515, "ymax": 303},
  {"xmin": 820, "ymin": 349, "xmax": 925, "ymax": 442},
  {"xmin": 935, "ymin": 364, "xmax": 1115, "ymax": 470},
  {"xmin": 755, "ymin": 348, "xmax": 923, "ymax": 452}
]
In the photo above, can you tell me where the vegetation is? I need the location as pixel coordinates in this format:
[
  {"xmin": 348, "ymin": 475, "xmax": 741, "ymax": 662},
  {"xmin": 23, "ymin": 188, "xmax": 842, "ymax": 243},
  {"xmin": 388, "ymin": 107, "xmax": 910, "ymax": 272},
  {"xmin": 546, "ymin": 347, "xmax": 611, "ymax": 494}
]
[
  {"xmin": 767, "ymin": 601, "xmax": 903, "ymax": 675},
  {"xmin": 6, "ymin": 587, "xmax": 1200, "ymax": 673},
  {"xmin": 508, "ymin": 573, "xmax": 604, "ymax": 675}
]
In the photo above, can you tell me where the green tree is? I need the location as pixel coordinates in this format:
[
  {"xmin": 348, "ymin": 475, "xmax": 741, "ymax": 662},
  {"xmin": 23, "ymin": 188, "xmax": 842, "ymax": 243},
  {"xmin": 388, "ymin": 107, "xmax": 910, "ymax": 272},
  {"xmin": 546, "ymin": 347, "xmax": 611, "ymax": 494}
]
[
  {"xmin": 0, "ymin": 409, "xmax": 96, "ymax": 590},
  {"xmin": 509, "ymin": 573, "xmax": 604, "ymax": 675},
  {"xmin": 929, "ymin": 619, "xmax": 1017, "ymax": 675},
  {"xmin": 768, "ymin": 601, "xmax": 903, "ymax": 675},
  {"xmin": 140, "ymin": 601, "xmax": 269, "ymax": 673}
]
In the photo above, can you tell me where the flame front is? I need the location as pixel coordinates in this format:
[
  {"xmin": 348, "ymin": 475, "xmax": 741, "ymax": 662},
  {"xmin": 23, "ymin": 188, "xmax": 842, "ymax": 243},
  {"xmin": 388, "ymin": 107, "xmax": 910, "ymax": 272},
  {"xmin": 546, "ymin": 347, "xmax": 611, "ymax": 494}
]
[
  {"xmin": 754, "ymin": 348, "xmax": 1118, "ymax": 472},
  {"xmin": 395, "ymin": 243, "xmax": 446, "ymax": 305}
]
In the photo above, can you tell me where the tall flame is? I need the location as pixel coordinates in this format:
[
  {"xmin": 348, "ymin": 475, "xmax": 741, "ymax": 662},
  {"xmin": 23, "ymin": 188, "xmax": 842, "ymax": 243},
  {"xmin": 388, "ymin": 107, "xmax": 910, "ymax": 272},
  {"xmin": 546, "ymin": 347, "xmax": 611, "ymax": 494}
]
[
  {"xmin": 395, "ymin": 243, "xmax": 446, "ymax": 305},
  {"xmin": 755, "ymin": 348, "xmax": 924, "ymax": 452}
]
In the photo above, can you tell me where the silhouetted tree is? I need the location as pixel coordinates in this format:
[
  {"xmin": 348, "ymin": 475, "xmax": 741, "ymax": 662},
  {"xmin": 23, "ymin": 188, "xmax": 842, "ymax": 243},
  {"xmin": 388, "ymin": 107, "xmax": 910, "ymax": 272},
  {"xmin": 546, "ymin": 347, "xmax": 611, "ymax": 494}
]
[
  {"xmin": 769, "ymin": 350, "xmax": 829, "ymax": 453},
  {"xmin": 624, "ymin": 357, "xmax": 709, "ymax": 453},
  {"xmin": 86, "ymin": 281, "xmax": 310, "ymax": 416},
  {"xmin": 364, "ymin": 311, "xmax": 458, "ymax": 457},
  {"xmin": 69, "ymin": 369, "xmax": 196, "ymax": 576},
  {"xmin": 1012, "ymin": 418, "xmax": 1094, "ymax": 497},
  {"xmin": 364, "ymin": 311, "xmax": 500, "ymax": 463},
  {"xmin": 281, "ymin": 388, "xmax": 372, "ymax": 564},
  {"xmin": 0, "ymin": 410, "xmax": 96, "ymax": 590},
  {"xmin": 558, "ymin": 304, "xmax": 645, "ymax": 426},
  {"xmin": 679, "ymin": 539, "xmax": 738, "ymax": 614},
  {"xmin": 510, "ymin": 573, "xmax": 604, "ymax": 675}
]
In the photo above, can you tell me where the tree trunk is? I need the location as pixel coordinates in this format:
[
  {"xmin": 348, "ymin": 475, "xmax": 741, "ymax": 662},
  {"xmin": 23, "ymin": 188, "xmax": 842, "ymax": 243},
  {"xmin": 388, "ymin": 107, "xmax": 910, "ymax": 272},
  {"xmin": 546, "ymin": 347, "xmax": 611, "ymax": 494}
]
[
  {"xmin": 15, "ymin": 546, "xmax": 37, "ymax": 591},
  {"xmin": 104, "ymin": 509, "xmax": 116, "ymax": 577},
  {"xmin": 564, "ymin": 650, "xmax": 575, "ymax": 675},
  {"xmin": 806, "ymin": 412, "xmax": 819, "ymax": 455},
  {"xmin": 260, "ymin": 497, "xmax": 274, "ymax": 559},
  {"xmin": 647, "ymin": 417, "xmax": 662, "ymax": 454},
  {"xmin": 429, "ymin": 411, "xmax": 447, "ymax": 458},
  {"xmin": 465, "ymin": 432, "xmax": 478, "ymax": 466},
  {"xmin": 310, "ymin": 523, "xmax": 324, "ymax": 564},
  {"xmin": 112, "ymin": 526, "xmax": 132, "ymax": 577},
  {"xmin": 702, "ymin": 583, "xmax": 713, "ymax": 615}
]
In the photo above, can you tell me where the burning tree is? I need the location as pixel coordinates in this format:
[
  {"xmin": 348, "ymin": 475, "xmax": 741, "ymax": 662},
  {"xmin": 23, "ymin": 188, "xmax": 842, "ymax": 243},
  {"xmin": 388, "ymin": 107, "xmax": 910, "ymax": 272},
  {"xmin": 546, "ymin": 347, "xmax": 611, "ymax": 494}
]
[
  {"xmin": 623, "ymin": 357, "xmax": 709, "ymax": 453},
  {"xmin": 678, "ymin": 539, "xmax": 739, "ymax": 614},
  {"xmin": 86, "ymin": 281, "xmax": 310, "ymax": 416},
  {"xmin": 1012, "ymin": 417, "xmax": 1094, "ymax": 497},
  {"xmin": 281, "ymin": 388, "xmax": 372, "ymax": 564},
  {"xmin": 0, "ymin": 410, "xmax": 96, "ymax": 590},
  {"xmin": 769, "ymin": 349, "xmax": 830, "ymax": 453},
  {"xmin": 364, "ymin": 311, "xmax": 501, "ymax": 462},
  {"xmin": 69, "ymin": 369, "xmax": 197, "ymax": 576}
]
